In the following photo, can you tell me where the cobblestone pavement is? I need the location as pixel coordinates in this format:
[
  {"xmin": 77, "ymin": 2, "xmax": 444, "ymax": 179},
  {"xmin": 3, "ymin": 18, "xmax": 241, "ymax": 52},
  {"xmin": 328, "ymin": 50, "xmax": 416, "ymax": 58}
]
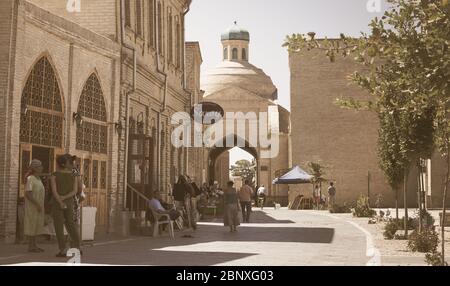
[{"xmin": 0, "ymin": 209, "xmax": 371, "ymax": 266}]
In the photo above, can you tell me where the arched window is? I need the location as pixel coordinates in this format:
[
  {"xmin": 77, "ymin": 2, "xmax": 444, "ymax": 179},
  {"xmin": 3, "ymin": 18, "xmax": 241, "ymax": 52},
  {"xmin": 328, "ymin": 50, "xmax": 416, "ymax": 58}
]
[
  {"xmin": 157, "ymin": 2, "xmax": 163, "ymax": 55},
  {"xmin": 125, "ymin": 0, "xmax": 131, "ymax": 27},
  {"xmin": 232, "ymin": 48, "xmax": 238, "ymax": 60},
  {"xmin": 168, "ymin": 10, "xmax": 173, "ymax": 63},
  {"xmin": 148, "ymin": 0, "xmax": 155, "ymax": 47},
  {"xmin": 76, "ymin": 74, "xmax": 108, "ymax": 154},
  {"xmin": 136, "ymin": 0, "xmax": 143, "ymax": 36},
  {"xmin": 20, "ymin": 57, "xmax": 63, "ymax": 148},
  {"xmin": 176, "ymin": 17, "xmax": 181, "ymax": 68},
  {"xmin": 242, "ymin": 48, "xmax": 247, "ymax": 60},
  {"xmin": 223, "ymin": 48, "xmax": 228, "ymax": 60}
]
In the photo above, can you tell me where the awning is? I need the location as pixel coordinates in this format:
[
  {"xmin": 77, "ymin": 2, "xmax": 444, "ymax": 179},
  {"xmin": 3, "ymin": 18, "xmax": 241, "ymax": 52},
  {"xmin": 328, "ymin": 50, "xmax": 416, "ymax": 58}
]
[{"xmin": 272, "ymin": 166, "xmax": 313, "ymax": 185}]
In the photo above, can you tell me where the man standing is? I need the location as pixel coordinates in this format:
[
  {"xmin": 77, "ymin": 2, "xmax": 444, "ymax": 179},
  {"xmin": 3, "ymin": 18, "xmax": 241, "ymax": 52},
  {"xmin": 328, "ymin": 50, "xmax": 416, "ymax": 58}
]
[
  {"xmin": 328, "ymin": 182, "xmax": 337, "ymax": 207},
  {"xmin": 238, "ymin": 180, "xmax": 254, "ymax": 223}
]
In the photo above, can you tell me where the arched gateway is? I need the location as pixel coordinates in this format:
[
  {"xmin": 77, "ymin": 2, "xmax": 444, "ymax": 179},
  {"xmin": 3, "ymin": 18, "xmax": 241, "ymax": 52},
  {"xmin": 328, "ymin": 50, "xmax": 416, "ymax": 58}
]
[
  {"xmin": 201, "ymin": 23, "xmax": 291, "ymax": 206},
  {"xmin": 208, "ymin": 135, "xmax": 259, "ymax": 188}
]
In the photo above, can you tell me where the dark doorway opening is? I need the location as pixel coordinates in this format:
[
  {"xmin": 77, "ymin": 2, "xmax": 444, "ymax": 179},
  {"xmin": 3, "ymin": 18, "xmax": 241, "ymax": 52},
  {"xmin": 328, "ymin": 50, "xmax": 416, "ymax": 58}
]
[{"xmin": 31, "ymin": 146, "xmax": 53, "ymax": 174}]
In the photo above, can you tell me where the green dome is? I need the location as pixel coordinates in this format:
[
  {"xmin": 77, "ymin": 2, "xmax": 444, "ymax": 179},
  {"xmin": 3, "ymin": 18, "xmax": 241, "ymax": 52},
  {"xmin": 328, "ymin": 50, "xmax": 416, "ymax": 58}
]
[{"xmin": 221, "ymin": 22, "xmax": 250, "ymax": 42}]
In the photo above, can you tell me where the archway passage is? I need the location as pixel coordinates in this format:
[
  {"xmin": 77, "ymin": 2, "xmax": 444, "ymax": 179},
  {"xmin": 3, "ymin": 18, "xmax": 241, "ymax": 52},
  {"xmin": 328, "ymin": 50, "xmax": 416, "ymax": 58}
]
[{"xmin": 208, "ymin": 135, "xmax": 258, "ymax": 189}]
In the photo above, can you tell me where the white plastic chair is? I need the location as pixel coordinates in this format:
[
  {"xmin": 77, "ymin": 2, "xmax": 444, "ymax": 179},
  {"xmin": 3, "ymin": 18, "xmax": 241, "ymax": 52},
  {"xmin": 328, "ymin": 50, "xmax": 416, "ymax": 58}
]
[{"xmin": 150, "ymin": 208, "xmax": 174, "ymax": 239}]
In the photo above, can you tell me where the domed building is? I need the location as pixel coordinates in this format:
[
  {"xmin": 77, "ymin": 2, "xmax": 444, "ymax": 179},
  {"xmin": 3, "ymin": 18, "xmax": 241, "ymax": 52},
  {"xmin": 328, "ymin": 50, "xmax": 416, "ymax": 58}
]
[{"xmin": 201, "ymin": 22, "xmax": 291, "ymax": 205}]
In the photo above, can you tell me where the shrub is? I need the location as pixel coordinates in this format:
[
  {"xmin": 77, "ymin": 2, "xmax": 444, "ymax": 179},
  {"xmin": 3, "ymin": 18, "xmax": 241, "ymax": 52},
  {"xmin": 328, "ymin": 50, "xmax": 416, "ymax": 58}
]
[
  {"xmin": 416, "ymin": 209, "xmax": 435, "ymax": 230},
  {"xmin": 425, "ymin": 251, "xmax": 448, "ymax": 266},
  {"xmin": 352, "ymin": 195, "xmax": 376, "ymax": 218},
  {"xmin": 374, "ymin": 193, "xmax": 383, "ymax": 208},
  {"xmin": 407, "ymin": 228, "xmax": 439, "ymax": 253},
  {"xmin": 394, "ymin": 234, "xmax": 408, "ymax": 240},
  {"xmin": 383, "ymin": 220, "xmax": 399, "ymax": 240},
  {"xmin": 329, "ymin": 203, "xmax": 352, "ymax": 214},
  {"xmin": 393, "ymin": 217, "xmax": 416, "ymax": 230}
]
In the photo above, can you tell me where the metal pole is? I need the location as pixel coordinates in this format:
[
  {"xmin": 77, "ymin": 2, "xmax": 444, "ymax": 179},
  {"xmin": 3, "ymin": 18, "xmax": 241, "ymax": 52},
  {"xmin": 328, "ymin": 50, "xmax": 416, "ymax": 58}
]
[{"xmin": 367, "ymin": 171, "xmax": 371, "ymax": 207}]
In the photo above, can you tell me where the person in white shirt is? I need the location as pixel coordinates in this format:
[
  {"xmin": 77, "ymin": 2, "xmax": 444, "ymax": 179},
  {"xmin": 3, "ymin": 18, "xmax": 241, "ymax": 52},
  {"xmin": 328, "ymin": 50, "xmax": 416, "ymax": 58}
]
[
  {"xmin": 148, "ymin": 191, "xmax": 180, "ymax": 221},
  {"xmin": 257, "ymin": 185, "xmax": 267, "ymax": 208}
]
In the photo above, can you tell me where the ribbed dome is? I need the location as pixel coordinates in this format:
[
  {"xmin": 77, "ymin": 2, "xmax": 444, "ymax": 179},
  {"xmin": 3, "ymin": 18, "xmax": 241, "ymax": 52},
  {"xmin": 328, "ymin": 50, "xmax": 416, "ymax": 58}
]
[
  {"xmin": 202, "ymin": 61, "xmax": 278, "ymax": 101},
  {"xmin": 221, "ymin": 22, "xmax": 250, "ymax": 42}
]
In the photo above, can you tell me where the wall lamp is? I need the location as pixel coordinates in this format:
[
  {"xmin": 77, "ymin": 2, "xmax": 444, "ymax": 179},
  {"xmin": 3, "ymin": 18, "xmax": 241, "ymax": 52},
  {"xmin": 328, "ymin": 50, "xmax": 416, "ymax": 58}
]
[
  {"xmin": 21, "ymin": 104, "xmax": 28, "ymax": 116},
  {"xmin": 114, "ymin": 120, "xmax": 124, "ymax": 134},
  {"xmin": 73, "ymin": 112, "xmax": 83, "ymax": 126}
]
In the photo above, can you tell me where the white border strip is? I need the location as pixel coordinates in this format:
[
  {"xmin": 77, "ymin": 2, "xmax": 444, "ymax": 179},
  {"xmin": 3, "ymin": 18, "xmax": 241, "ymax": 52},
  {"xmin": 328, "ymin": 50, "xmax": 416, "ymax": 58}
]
[{"xmin": 307, "ymin": 211, "xmax": 381, "ymax": 266}]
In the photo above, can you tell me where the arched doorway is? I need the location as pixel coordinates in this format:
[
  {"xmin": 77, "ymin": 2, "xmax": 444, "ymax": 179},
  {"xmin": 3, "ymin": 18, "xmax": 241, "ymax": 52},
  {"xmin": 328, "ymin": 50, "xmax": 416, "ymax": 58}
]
[
  {"xmin": 207, "ymin": 135, "xmax": 258, "ymax": 189},
  {"xmin": 19, "ymin": 56, "xmax": 64, "ymax": 193},
  {"xmin": 18, "ymin": 56, "xmax": 64, "ymax": 239},
  {"xmin": 75, "ymin": 73, "xmax": 109, "ymax": 229}
]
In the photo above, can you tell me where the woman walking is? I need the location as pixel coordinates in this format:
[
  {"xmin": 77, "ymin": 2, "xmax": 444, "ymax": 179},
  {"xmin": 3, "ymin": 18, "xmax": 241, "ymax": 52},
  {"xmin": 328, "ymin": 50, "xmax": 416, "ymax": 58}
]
[
  {"xmin": 24, "ymin": 160, "xmax": 45, "ymax": 252},
  {"xmin": 224, "ymin": 181, "xmax": 240, "ymax": 233},
  {"xmin": 50, "ymin": 154, "xmax": 81, "ymax": 257}
]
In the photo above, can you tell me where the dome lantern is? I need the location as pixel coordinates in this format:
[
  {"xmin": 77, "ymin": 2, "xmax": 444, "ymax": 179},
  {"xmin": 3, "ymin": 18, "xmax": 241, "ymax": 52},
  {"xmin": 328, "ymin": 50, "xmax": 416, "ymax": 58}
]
[{"xmin": 221, "ymin": 22, "xmax": 249, "ymax": 62}]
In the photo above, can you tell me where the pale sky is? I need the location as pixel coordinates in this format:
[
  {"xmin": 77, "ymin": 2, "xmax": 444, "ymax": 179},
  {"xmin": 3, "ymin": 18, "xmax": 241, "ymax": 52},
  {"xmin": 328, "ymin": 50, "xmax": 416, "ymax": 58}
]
[{"xmin": 185, "ymin": 0, "xmax": 387, "ymax": 165}]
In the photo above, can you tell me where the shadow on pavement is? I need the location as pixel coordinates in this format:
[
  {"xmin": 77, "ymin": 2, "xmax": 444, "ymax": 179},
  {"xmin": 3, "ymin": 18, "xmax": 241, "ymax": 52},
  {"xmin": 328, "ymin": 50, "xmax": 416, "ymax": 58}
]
[
  {"xmin": 0, "ymin": 210, "xmax": 335, "ymax": 265},
  {"xmin": 188, "ymin": 224, "xmax": 335, "ymax": 244},
  {"xmin": 105, "ymin": 250, "xmax": 256, "ymax": 266},
  {"xmin": 202, "ymin": 210, "xmax": 296, "ymax": 224}
]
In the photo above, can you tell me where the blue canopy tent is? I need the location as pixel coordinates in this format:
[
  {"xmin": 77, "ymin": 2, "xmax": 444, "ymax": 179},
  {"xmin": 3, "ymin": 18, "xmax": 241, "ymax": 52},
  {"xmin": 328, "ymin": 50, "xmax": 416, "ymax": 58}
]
[
  {"xmin": 272, "ymin": 166, "xmax": 313, "ymax": 185},
  {"xmin": 272, "ymin": 166, "xmax": 317, "ymax": 210}
]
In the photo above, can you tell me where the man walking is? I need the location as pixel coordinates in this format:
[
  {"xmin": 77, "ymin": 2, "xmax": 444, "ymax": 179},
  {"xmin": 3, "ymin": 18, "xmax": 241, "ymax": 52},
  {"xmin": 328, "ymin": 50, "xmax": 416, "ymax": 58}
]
[
  {"xmin": 257, "ymin": 185, "xmax": 267, "ymax": 209},
  {"xmin": 238, "ymin": 180, "xmax": 254, "ymax": 223},
  {"xmin": 328, "ymin": 182, "xmax": 336, "ymax": 207}
]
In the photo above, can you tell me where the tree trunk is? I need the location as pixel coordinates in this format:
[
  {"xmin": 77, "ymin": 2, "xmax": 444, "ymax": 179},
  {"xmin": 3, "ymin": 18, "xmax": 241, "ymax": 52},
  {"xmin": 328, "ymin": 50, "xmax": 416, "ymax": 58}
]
[
  {"xmin": 442, "ymin": 153, "xmax": 449, "ymax": 266},
  {"xmin": 395, "ymin": 188, "xmax": 399, "ymax": 220},
  {"xmin": 404, "ymin": 170, "xmax": 409, "ymax": 237},
  {"xmin": 417, "ymin": 161, "xmax": 423, "ymax": 233}
]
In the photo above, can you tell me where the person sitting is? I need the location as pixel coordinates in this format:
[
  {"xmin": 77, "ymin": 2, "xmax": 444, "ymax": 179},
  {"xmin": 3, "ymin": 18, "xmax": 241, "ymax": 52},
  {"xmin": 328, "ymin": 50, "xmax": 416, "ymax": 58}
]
[
  {"xmin": 148, "ymin": 191, "xmax": 181, "ymax": 221},
  {"xmin": 197, "ymin": 190, "xmax": 209, "ymax": 220}
]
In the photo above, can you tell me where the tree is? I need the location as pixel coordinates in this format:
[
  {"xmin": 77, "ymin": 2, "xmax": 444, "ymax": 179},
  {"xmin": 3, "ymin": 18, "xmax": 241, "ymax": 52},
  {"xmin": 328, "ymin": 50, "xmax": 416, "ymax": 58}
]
[
  {"xmin": 284, "ymin": 0, "xmax": 449, "ymax": 263},
  {"xmin": 230, "ymin": 159, "xmax": 256, "ymax": 185},
  {"xmin": 306, "ymin": 161, "xmax": 328, "ymax": 208},
  {"xmin": 378, "ymin": 111, "xmax": 407, "ymax": 220},
  {"xmin": 306, "ymin": 161, "xmax": 327, "ymax": 185}
]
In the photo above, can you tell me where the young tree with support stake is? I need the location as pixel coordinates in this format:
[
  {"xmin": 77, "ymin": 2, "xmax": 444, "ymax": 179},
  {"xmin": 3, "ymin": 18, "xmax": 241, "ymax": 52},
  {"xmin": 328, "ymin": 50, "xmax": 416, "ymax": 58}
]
[{"xmin": 378, "ymin": 111, "xmax": 407, "ymax": 221}]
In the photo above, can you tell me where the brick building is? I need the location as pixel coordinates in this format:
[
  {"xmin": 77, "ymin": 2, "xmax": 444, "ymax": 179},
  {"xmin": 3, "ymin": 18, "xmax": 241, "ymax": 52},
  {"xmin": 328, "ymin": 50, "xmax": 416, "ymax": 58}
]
[
  {"xmin": 185, "ymin": 42, "xmax": 207, "ymax": 186},
  {"xmin": 289, "ymin": 47, "xmax": 450, "ymax": 208},
  {"xmin": 0, "ymin": 0, "xmax": 195, "ymax": 242}
]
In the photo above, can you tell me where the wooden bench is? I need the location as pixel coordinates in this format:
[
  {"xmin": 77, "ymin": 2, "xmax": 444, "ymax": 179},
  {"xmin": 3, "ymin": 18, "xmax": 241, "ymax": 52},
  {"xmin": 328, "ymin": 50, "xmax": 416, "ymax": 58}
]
[{"xmin": 300, "ymin": 197, "xmax": 314, "ymax": 210}]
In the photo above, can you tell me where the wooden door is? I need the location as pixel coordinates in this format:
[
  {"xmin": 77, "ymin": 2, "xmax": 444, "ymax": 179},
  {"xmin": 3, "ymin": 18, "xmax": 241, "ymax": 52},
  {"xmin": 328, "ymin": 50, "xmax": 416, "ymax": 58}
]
[
  {"xmin": 127, "ymin": 134, "xmax": 154, "ymax": 210},
  {"xmin": 80, "ymin": 156, "xmax": 108, "ymax": 229},
  {"xmin": 19, "ymin": 144, "xmax": 58, "ymax": 198}
]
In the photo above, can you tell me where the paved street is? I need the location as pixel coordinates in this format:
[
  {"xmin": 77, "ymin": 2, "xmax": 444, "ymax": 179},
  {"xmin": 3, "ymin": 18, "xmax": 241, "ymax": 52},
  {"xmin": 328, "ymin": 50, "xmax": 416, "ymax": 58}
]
[{"xmin": 0, "ymin": 209, "xmax": 372, "ymax": 266}]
